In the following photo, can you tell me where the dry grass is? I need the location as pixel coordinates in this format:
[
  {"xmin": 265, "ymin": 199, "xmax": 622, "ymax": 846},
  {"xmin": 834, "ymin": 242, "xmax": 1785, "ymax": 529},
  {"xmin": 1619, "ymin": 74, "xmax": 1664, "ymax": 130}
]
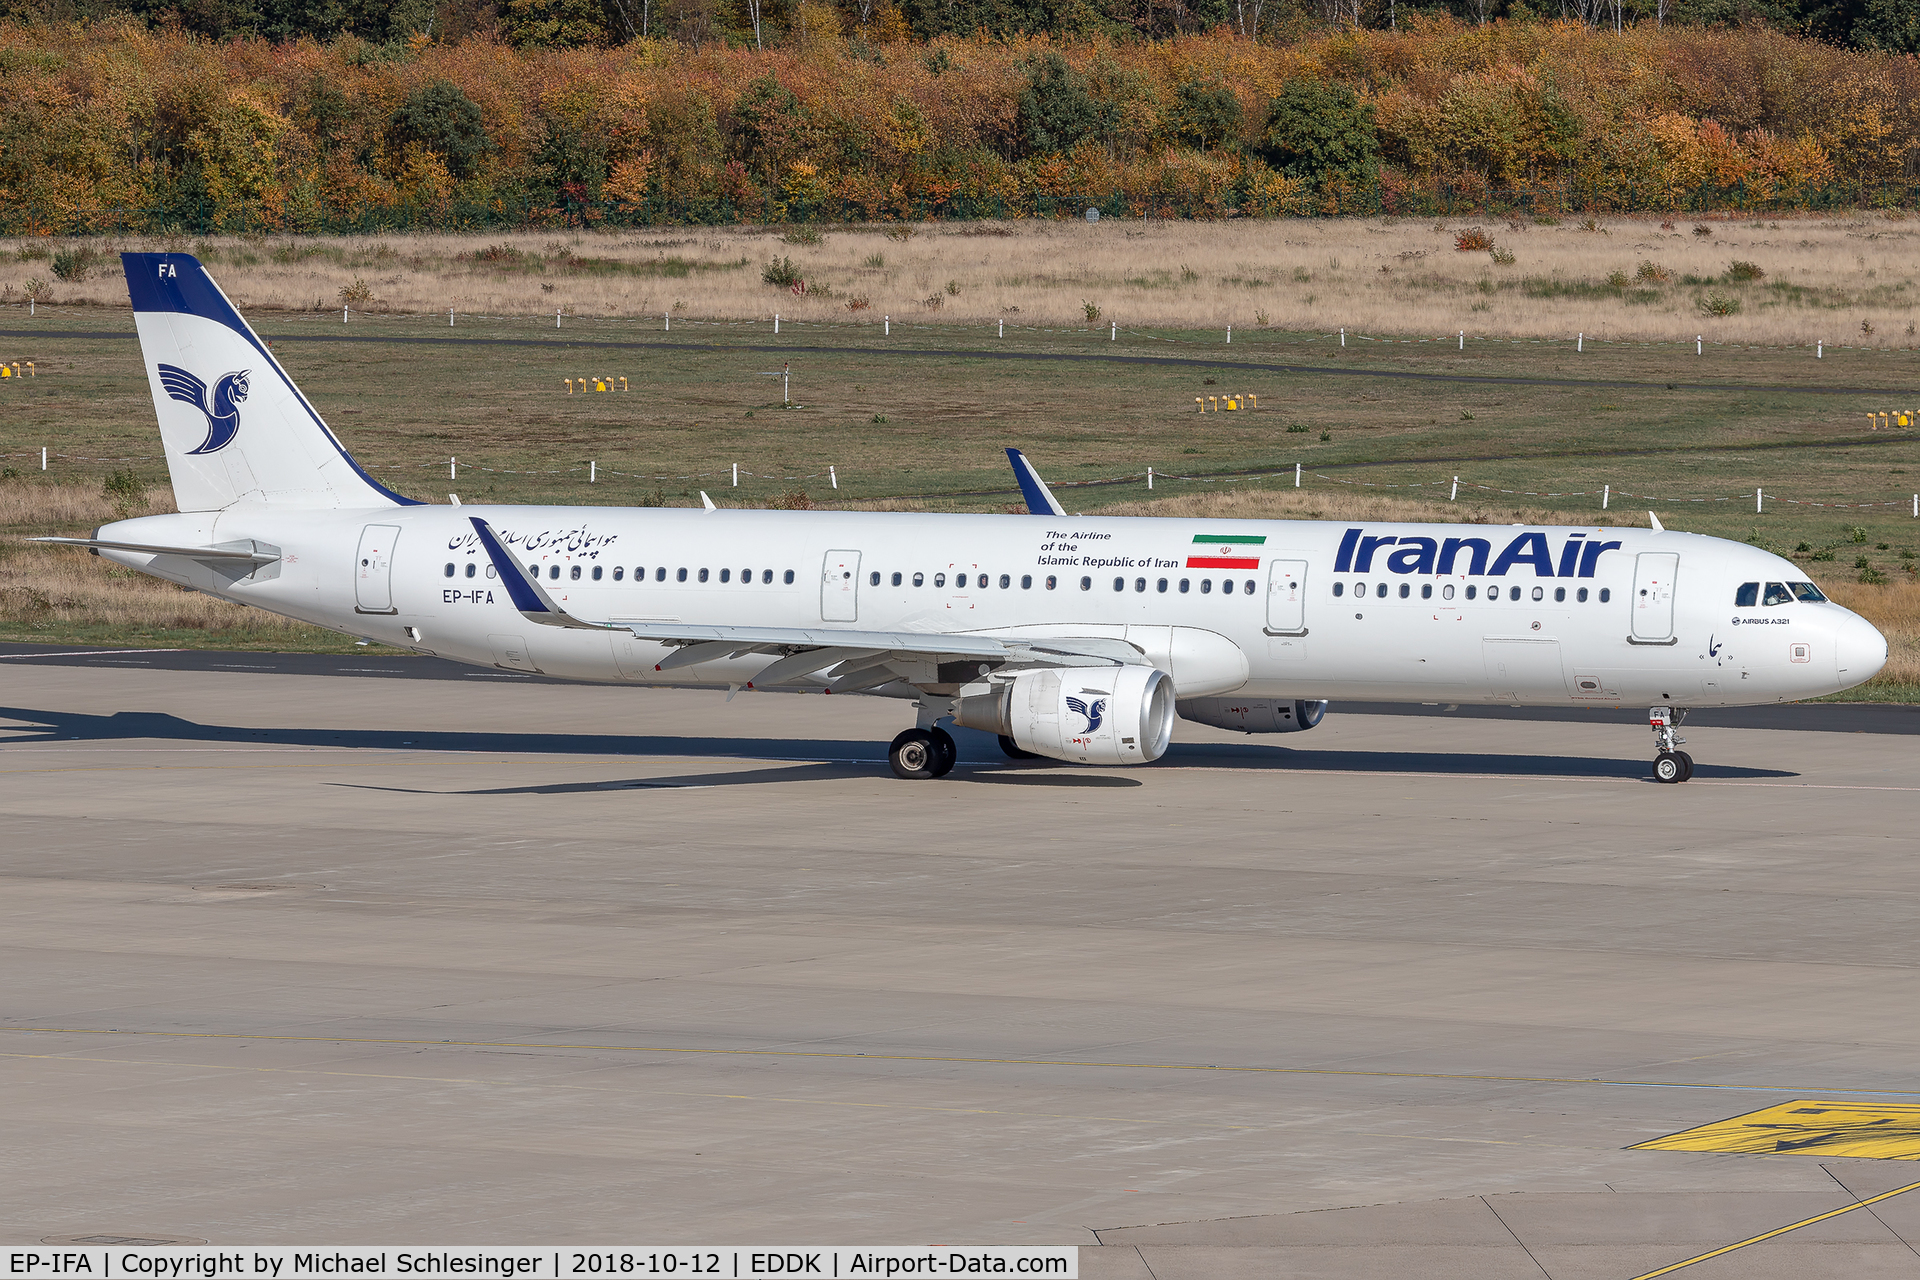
[
  {"xmin": 0, "ymin": 478, "xmax": 175, "ymax": 529},
  {"xmin": 11, "ymin": 214, "xmax": 1920, "ymax": 344},
  {"xmin": 1822, "ymin": 580, "xmax": 1920, "ymax": 687}
]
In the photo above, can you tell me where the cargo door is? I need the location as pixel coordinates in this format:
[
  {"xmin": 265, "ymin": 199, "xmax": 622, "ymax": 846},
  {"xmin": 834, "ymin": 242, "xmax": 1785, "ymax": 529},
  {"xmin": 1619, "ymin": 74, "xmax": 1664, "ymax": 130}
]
[
  {"xmin": 354, "ymin": 524, "xmax": 400, "ymax": 614},
  {"xmin": 1484, "ymin": 639, "xmax": 1568, "ymax": 701},
  {"xmin": 1632, "ymin": 552, "xmax": 1679, "ymax": 641},
  {"xmin": 1265, "ymin": 558, "xmax": 1308, "ymax": 634},
  {"xmin": 822, "ymin": 549, "xmax": 861, "ymax": 622}
]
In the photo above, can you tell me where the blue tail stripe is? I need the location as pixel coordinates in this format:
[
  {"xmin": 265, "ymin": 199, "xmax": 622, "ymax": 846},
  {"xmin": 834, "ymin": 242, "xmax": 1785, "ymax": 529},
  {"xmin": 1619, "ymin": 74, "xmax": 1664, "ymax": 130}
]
[{"xmin": 122, "ymin": 252, "xmax": 423, "ymax": 507}]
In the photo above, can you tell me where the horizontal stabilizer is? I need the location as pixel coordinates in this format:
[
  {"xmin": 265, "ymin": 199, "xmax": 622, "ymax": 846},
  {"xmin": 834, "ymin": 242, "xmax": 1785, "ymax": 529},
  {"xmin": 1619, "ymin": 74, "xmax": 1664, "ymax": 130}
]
[{"xmin": 32, "ymin": 536, "xmax": 279, "ymax": 564}]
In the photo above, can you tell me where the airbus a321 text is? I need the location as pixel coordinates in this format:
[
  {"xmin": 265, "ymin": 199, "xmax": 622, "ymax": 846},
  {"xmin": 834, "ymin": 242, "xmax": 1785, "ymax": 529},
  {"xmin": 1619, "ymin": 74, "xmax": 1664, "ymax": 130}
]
[{"xmin": 37, "ymin": 254, "xmax": 1889, "ymax": 783}]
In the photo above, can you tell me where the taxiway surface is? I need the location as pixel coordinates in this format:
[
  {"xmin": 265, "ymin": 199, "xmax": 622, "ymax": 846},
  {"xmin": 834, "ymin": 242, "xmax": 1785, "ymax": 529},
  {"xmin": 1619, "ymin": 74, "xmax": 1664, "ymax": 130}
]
[{"xmin": 3, "ymin": 660, "xmax": 1917, "ymax": 1278}]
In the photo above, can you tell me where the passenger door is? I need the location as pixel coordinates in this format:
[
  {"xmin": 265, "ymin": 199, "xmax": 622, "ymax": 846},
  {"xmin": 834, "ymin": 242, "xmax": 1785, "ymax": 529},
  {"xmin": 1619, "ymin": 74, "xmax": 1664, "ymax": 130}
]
[
  {"xmin": 1264, "ymin": 558, "xmax": 1308, "ymax": 635},
  {"xmin": 1632, "ymin": 552, "xmax": 1679, "ymax": 641},
  {"xmin": 354, "ymin": 523, "xmax": 400, "ymax": 614},
  {"xmin": 821, "ymin": 549, "xmax": 861, "ymax": 622}
]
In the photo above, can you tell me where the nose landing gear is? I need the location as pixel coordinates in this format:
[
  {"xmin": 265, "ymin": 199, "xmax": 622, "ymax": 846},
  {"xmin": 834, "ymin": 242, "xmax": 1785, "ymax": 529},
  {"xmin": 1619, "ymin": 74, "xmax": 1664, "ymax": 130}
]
[{"xmin": 1649, "ymin": 706, "xmax": 1694, "ymax": 783}]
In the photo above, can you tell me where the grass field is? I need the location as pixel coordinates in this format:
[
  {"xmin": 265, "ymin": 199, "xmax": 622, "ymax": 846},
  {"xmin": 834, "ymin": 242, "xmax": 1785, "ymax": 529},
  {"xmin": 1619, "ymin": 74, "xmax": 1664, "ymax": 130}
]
[
  {"xmin": 1, "ymin": 273, "xmax": 1916, "ymax": 697},
  {"xmin": 9, "ymin": 213, "xmax": 1920, "ymax": 346}
]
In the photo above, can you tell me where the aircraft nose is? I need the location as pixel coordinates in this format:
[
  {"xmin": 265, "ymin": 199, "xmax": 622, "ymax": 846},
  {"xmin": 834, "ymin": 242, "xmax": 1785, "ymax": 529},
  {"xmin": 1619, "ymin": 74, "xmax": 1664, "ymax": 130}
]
[{"xmin": 1834, "ymin": 611, "xmax": 1888, "ymax": 685}]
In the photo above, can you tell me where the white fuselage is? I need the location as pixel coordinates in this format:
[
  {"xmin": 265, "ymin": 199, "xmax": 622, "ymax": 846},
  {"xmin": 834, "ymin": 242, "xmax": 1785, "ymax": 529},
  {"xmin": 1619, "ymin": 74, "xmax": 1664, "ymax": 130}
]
[{"xmin": 95, "ymin": 505, "xmax": 1884, "ymax": 709}]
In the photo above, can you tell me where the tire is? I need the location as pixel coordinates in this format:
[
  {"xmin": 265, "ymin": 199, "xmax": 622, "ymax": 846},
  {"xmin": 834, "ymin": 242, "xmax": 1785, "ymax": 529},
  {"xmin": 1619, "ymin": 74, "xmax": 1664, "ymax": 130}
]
[
  {"xmin": 889, "ymin": 728, "xmax": 937, "ymax": 780},
  {"xmin": 998, "ymin": 734, "xmax": 1041, "ymax": 761},
  {"xmin": 1653, "ymin": 751, "xmax": 1685, "ymax": 784},
  {"xmin": 928, "ymin": 727, "xmax": 957, "ymax": 778},
  {"xmin": 1676, "ymin": 750, "xmax": 1694, "ymax": 782}
]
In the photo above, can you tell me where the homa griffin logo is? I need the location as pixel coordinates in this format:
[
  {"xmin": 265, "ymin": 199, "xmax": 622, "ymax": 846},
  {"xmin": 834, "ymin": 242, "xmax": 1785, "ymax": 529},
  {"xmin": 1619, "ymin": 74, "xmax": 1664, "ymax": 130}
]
[
  {"xmin": 1333, "ymin": 528, "xmax": 1624, "ymax": 578},
  {"xmin": 157, "ymin": 363, "xmax": 250, "ymax": 455},
  {"xmin": 1066, "ymin": 695, "xmax": 1107, "ymax": 734}
]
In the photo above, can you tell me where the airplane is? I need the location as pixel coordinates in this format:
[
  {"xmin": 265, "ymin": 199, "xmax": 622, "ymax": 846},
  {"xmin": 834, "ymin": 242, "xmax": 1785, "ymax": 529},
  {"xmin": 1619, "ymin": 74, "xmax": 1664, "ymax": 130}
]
[{"xmin": 34, "ymin": 253, "xmax": 1888, "ymax": 784}]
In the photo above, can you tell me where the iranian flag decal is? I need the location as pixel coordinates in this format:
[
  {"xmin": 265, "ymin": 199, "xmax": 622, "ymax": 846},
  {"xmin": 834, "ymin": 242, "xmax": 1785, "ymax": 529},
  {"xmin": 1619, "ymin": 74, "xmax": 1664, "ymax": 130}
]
[{"xmin": 1187, "ymin": 533, "xmax": 1265, "ymax": 570}]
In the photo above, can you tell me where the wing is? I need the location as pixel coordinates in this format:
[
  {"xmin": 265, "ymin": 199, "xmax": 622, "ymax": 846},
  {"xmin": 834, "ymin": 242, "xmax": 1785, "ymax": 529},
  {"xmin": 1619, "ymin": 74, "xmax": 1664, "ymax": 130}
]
[
  {"xmin": 465, "ymin": 516, "xmax": 1149, "ymax": 690},
  {"xmin": 156, "ymin": 363, "xmax": 209, "ymax": 412}
]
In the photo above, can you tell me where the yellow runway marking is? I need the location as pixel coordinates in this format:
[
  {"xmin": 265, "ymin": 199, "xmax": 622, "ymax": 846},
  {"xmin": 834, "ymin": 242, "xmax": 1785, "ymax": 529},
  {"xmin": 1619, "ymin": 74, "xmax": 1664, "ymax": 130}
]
[
  {"xmin": 7, "ymin": 1028, "xmax": 1920, "ymax": 1099},
  {"xmin": 1632, "ymin": 1099, "xmax": 1920, "ymax": 1160},
  {"xmin": 1628, "ymin": 1176, "xmax": 1920, "ymax": 1279}
]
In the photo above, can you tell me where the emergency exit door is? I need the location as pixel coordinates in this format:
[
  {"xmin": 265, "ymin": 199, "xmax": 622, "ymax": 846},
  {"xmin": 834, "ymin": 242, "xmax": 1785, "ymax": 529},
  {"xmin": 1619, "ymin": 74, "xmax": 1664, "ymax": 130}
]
[
  {"xmin": 355, "ymin": 524, "xmax": 400, "ymax": 614},
  {"xmin": 821, "ymin": 549, "xmax": 861, "ymax": 622},
  {"xmin": 1265, "ymin": 558, "xmax": 1309, "ymax": 634},
  {"xmin": 1631, "ymin": 551, "xmax": 1679, "ymax": 641}
]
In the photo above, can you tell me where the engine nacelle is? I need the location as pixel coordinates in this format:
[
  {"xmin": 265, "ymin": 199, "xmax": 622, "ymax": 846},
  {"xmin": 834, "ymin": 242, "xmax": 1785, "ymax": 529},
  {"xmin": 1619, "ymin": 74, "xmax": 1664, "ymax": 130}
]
[
  {"xmin": 1178, "ymin": 698, "xmax": 1327, "ymax": 734},
  {"xmin": 956, "ymin": 666, "xmax": 1177, "ymax": 765}
]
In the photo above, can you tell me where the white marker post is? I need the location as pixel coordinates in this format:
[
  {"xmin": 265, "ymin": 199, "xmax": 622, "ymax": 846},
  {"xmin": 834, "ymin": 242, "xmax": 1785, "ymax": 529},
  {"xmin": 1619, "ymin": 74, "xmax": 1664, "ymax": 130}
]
[
  {"xmin": 343, "ymin": 305, "xmax": 348, "ymax": 324},
  {"xmin": 774, "ymin": 313, "xmax": 780, "ymax": 334},
  {"xmin": 1340, "ymin": 327, "xmax": 1346, "ymax": 348},
  {"xmin": 590, "ymin": 461, "xmax": 596, "ymax": 484},
  {"xmin": 830, "ymin": 466, "xmax": 838, "ymax": 490},
  {"xmin": 1147, "ymin": 467, "xmax": 1154, "ymax": 490},
  {"xmin": 665, "ymin": 312, "xmax": 670, "ymax": 332},
  {"xmin": 1294, "ymin": 463, "xmax": 1301, "ymax": 488},
  {"xmin": 1756, "ymin": 487, "xmax": 1763, "ymax": 513},
  {"xmin": 449, "ymin": 308, "xmax": 455, "ymax": 327},
  {"xmin": 1817, "ymin": 340, "xmax": 1823, "ymax": 358},
  {"xmin": 885, "ymin": 316, "xmax": 890, "ymax": 336},
  {"xmin": 557, "ymin": 309, "xmax": 562, "ymax": 329},
  {"xmin": 998, "ymin": 319, "xmax": 1004, "ymax": 338},
  {"xmin": 41, "ymin": 446, "xmax": 47, "ymax": 471},
  {"xmin": 1603, "ymin": 484, "xmax": 1610, "ymax": 510},
  {"xmin": 1697, "ymin": 335, "xmax": 1703, "ymax": 355},
  {"xmin": 1226, "ymin": 325, "xmax": 1232, "ymax": 345},
  {"xmin": 450, "ymin": 456, "xmax": 456, "ymax": 480},
  {"xmin": 1459, "ymin": 330, "xmax": 1464, "ymax": 350},
  {"xmin": 1450, "ymin": 476, "xmax": 1458, "ymax": 501},
  {"xmin": 1577, "ymin": 333, "xmax": 1583, "ymax": 353},
  {"xmin": 732, "ymin": 463, "xmax": 738, "ymax": 487},
  {"xmin": 1110, "ymin": 321, "xmax": 1116, "ymax": 341}
]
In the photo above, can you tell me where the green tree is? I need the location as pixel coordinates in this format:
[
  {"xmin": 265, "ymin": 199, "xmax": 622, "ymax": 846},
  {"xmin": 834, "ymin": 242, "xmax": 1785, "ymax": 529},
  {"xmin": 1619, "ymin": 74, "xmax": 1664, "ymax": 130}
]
[
  {"xmin": 386, "ymin": 80, "xmax": 494, "ymax": 179},
  {"xmin": 1016, "ymin": 52, "xmax": 1113, "ymax": 157},
  {"xmin": 1257, "ymin": 79, "xmax": 1377, "ymax": 187},
  {"xmin": 1168, "ymin": 79, "xmax": 1242, "ymax": 151},
  {"xmin": 503, "ymin": 0, "xmax": 615, "ymax": 46},
  {"xmin": 1854, "ymin": 0, "xmax": 1920, "ymax": 49}
]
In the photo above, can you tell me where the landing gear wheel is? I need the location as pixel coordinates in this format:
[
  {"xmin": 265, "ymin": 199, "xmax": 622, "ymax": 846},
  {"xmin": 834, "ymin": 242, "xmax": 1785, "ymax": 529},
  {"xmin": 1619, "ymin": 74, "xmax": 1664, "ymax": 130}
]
[
  {"xmin": 1676, "ymin": 750, "xmax": 1694, "ymax": 782},
  {"xmin": 889, "ymin": 729, "xmax": 937, "ymax": 780},
  {"xmin": 998, "ymin": 734, "xmax": 1040, "ymax": 761},
  {"xmin": 1653, "ymin": 751, "xmax": 1687, "ymax": 784},
  {"xmin": 928, "ymin": 727, "xmax": 957, "ymax": 778}
]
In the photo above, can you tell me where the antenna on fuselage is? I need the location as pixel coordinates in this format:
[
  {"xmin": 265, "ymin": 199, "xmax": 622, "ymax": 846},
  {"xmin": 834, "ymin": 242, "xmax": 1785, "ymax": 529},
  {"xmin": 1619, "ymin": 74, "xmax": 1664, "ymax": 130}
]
[{"xmin": 1648, "ymin": 511, "xmax": 1665, "ymax": 533}]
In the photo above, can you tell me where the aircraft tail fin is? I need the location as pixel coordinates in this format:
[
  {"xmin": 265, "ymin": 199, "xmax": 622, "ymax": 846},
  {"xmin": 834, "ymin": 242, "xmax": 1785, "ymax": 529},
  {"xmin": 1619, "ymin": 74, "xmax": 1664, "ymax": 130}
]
[{"xmin": 122, "ymin": 253, "xmax": 419, "ymax": 513}]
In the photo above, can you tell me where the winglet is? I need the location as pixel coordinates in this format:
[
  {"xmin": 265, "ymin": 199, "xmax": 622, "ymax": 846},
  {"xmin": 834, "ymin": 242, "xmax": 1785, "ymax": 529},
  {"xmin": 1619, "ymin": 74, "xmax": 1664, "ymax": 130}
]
[
  {"xmin": 1648, "ymin": 511, "xmax": 1665, "ymax": 533},
  {"xmin": 1006, "ymin": 448, "xmax": 1066, "ymax": 517},
  {"xmin": 701, "ymin": 491, "xmax": 717, "ymax": 511},
  {"xmin": 468, "ymin": 516, "xmax": 609, "ymax": 629}
]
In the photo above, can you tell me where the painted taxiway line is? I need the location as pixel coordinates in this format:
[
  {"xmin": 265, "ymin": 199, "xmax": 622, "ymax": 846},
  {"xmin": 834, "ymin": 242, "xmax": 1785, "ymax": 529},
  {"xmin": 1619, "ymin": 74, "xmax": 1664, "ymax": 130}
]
[{"xmin": 8, "ymin": 1028, "xmax": 1920, "ymax": 1099}]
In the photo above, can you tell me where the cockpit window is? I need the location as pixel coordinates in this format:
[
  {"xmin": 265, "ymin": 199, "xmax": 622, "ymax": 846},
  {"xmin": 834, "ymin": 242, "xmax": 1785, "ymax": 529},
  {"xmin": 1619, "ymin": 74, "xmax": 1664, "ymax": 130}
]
[
  {"xmin": 1788, "ymin": 581, "xmax": 1827, "ymax": 602},
  {"xmin": 1735, "ymin": 582, "xmax": 1759, "ymax": 607},
  {"xmin": 1763, "ymin": 582, "xmax": 1793, "ymax": 606}
]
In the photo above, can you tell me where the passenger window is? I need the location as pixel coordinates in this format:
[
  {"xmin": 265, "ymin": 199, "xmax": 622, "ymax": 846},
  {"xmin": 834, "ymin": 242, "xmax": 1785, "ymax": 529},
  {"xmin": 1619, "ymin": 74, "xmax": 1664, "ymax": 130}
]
[
  {"xmin": 1244, "ymin": 580, "xmax": 1255, "ymax": 595},
  {"xmin": 1045, "ymin": 575, "xmax": 1056, "ymax": 589},
  {"xmin": 912, "ymin": 572, "xmax": 924, "ymax": 587},
  {"xmin": 1531, "ymin": 586, "xmax": 1542, "ymax": 601},
  {"xmin": 1553, "ymin": 586, "xmax": 1564, "ymax": 602},
  {"xmin": 1201, "ymin": 579, "xmax": 1213, "ymax": 594},
  {"xmin": 1441, "ymin": 584, "xmax": 1454, "ymax": 600},
  {"xmin": 443, "ymin": 563, "xmax": 455, "ymax": 577},
  {"xmin": 592, "ymin": 566, "xmax": 603, "ymax": 581},
  {"xmin": 613, "ymin": 567, "xmax": 624, "ymax": 581},
  {"xmin": 976, "ymin": 573, "xmax": 989, "ymax": 588},
  {"xmin": 1113, "ymin": 577, "xmax": 1125, "ymax": 592},
  {"xmin": 720, "ymin": 569, "xmax": 732, "ymax": 583},
  {"xmin": 934, "ymin": 573, "xmax": 947, "ymax": 587},
  {"xmin": 763, "ymin": 570, "xmax": 773, "ymax": 584},
  {"xmin": 1135, "ymin": 578, "xmax": 1146, "ymax": 592},
  {"xmin": 1157, "ymin": 578, "xmax": 1169, "ymax": 593},
  {"xmin": 1020, "ymin": 575, "xmax": 1032, "ymax": 589},
  {"xmin": 656, "ymin": 567, "xmax": 667, "ymax": 582},
  {"xmin": 1763, "ymin": 582, "xmax": 1793, "ymax": 606},
  {"xmin": 741, "ymin": 568, "xmax": 751, "ymax": 583},
  {"xmin": 1465, "ymin": 585, "xmax": 1477, "ymax": 600},
  {"xmin": 1080, "ymin": 576, "xmax": 1092, "ymax": 591},
  {"xmin": 1789, "ymin": 581, "xmax": 1826, "ymax": 602},
  {"xmin": 1508, "ymin": 586, "xmax": 1520, "ymax": 601},
  {"xmin": 1599, "ymin": 587, "xmax": 1611, "ymax": 602},
  {"xmin": 676, "ymin": 568, "xmax": 688, "ymax": 582},
  {"xmin": 1000, "ymin": 574, "xmax": 1011, "ymax": 589},
  {"xmin": 869, "ymin": 571, "xmax": 880, "ymax": 586},
  {"xmin": 1398, "ymin": 583, "xmax": 1410, "ymax": 599},
  {"xmin": 698, "ymin": 568, "xmax": 709, "ymax": 583},
  {"xmin": 466, "ymin": 562, "xmax": 478, "ymax": 579},
  {"xmin": 892, "ymin": 572, "xmax": 902, "ymax": 586},
  {"xmin": 1355, "ymin": 582, "xmax": 1368, "ymax": 598},
  {"xmin": 568, "ymin": 565, "xmax": 581, "ymax": 581},
  {"xmin": 783, "ymin": 569, "xmax": 795, "ymax": 584},
  {"xmin": 1420, "ymin": 583, "xmax": 1432, "ymax": 599},
  {"xmin": 549, "ymin": 565, "xmax": 561, "ymax": 580},
  {"xmin": 1735, "ymin": 582, "xmax": 1759, "ymax": 607},
  {"xmin": 1577, "ymin": 587, "xmax": 1588, "ymax": 602},
  {"xmin": 1179, "ymin": 579, "xmax": 1190, "ymax": 593},
  {"xmin": 1330, "ymin": 581, "xmax": 1341, "ymax": 597}
]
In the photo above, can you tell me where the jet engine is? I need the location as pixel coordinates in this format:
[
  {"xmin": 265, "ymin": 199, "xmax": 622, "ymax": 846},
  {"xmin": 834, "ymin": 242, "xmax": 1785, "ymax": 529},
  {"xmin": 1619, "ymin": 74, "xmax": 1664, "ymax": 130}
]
[
  {"xmin": 1178, "ymin": 698, "xmax": 1327, "ymax": 734},
  {"xmin": 955, "ymin": 666, "xmax": 1177, "ymax": 765}
]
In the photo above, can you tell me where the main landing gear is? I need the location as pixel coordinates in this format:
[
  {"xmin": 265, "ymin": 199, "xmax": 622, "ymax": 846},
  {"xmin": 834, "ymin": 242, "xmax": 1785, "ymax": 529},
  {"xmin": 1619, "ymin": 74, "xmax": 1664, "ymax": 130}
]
[
  {"xmin": 1649, "ymin": 706, "xmax": 1694, "ymax": 784},
  {"xmin": 889, "ymin": 727, "xmax": 957, "ymax": 780}
]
